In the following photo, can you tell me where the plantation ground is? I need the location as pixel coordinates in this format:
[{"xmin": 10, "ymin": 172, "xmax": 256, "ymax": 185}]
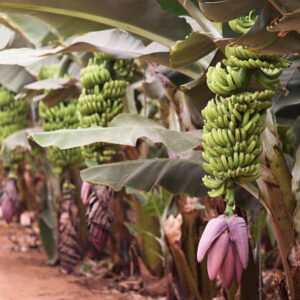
[{"xmin": 0, "ymin": 220, "xmax": 157, "ymax": 300}]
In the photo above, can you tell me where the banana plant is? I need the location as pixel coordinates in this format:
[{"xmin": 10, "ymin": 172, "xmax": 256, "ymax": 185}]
[{"xmin": 0, "ymin": 0, "xmax": 300, "ymax": 298}]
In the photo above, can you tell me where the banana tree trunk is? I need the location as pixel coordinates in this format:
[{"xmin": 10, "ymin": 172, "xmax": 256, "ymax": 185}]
[
  {"xmin": 240, "ymin": 243, "xmax": 259, "ymax": 300},
  {"xmin": 258, "ymin": 127, "xmax": 298, "ymax": 299},
  {"xmin": 182, "ymin": 210, "xmax": 215, "ymax": 299},
  {"xmin": 168, "ymin": 243, "xmax": 202, "ymax": 300},
  {"xmin": 69, "ymin": 166, "xmax": 87, "ymax": 252},
  {"xmin": 110, "ymin": 190, "xmax": 132, "ymax": 271},
  {"xmin": 17, "ymin": 162, "xmax": 32, "ymax": 210},
  {"xmin": 132, "ymin": 195, "xmax": 163, "ymax": 276}
]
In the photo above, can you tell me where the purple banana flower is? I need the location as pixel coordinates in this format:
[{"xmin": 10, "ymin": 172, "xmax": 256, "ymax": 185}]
[
  {"xmin": 0, "ymin": 178, "xmax": 19, "ymax": 224},
  {"xmin": 81, "ymin": 181, "xmax": 91, "ymax": 205},
  {"xmin": 91, "ymin": 228, "xmax": 109, "ymax": 253},
  {"xmin": 1, "ymin": 192, "xmax": 16, "ymax": 223},
  {"xmin": 197, "ymin": 214, "xmax": 249, "ymax": 289}
]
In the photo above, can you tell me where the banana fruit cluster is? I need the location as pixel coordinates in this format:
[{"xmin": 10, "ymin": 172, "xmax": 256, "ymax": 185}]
[
  {"xmin": 38, "ymin": 64, "xmax": 60, "ymax": 80},
  {"xmin": 78, "ymin": 52, "xmax": 134, "ymax": 163},
  {"xmin": 228, "ymin": 10, "xmax": 257, "ymax": 35},
  {"xmin": 37, "ymin": 64, "xmax": 84, "ymax": 170},
  {"xmin": 224, "ymin": 46, "xmax": 290, "ymax": 70},
  {"xmin": 39, "ymin": 101, "xmax": 84, "ymax": 169},
  {"xmin": 202, "ymin": 45, "xmax": 290, "ymax": 197},
  {"xmin": 0, "ymin": 87, "xmax": 27, "ymax": 145}
]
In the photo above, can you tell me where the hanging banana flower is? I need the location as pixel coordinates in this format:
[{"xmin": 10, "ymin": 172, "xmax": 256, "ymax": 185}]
[
  {"xmin": 78, "ymin": 52, "xmax": 134, "ymax": 252},
  {"xmin": 198, "ymin": 14, "xmax": 291, "ymax": 288},
  {"xmin": 84, "ymin": 185, "xmax": 114, "ymax": 253},
  {"xmin": 58, "ymin": 181, "xmax": 82, "ymax": 273},
  {"xmin": 0, "ymin": 177, "xmax": 19, "ymax": 223}
]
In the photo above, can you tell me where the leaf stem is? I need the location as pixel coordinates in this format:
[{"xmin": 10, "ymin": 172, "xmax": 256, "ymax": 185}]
[{"xmin": 177, "ymin": 0, "xmax": 207, "ymax": 30}]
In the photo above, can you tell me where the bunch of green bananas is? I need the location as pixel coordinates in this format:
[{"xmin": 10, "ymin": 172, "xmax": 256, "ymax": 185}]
[
  {"xmin": 0, "ymin": 88, "xmax": 27, "ymax": 169},
  {"xmin": 38, "ymin": 64, "xmax": 84, "ymax": 170},
  {"xmin": 202, "ymin": 45, "xmax": 290, "ymax": 197},
  {"xmin": 0, "ymin": 87, "xmax": 27, "ymax": 145},
  {"xmin": 39, "ymin": 100, "xmax": 84, "ymax": 169},
  {"xmin": 228, "ymin": 10, "xmax": 257, "ymax": 35},
  {"xmin": 224, "ymin": 46, "xmax": 290, "ymax": 70},
  {"xmin": 37, "ymin": 64, "xmax": 60, "ymax": 80},
  {"xmin": 78, "ymin": 52, "xmax": 134, "ymax": 163}
]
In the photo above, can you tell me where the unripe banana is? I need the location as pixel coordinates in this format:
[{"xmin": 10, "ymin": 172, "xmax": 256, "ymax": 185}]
[
  {"xmin": 228, "ymin": 10, "xmax": 257, "ymax": 34},
  {"xmin": 202, "ymin": 39, "xmax": 290, "ymax": 196},
  {"xmin": 203, "ymin": 176, "xmax": 224, "ymax": 189},
  {"xmin": 78, "ymin": 52, "xmax": 134, "ymax": 163},
  {"xmin": 208, "ymin": 183, "xmax": 225, "ymax": 197},
  {"xmin": 0, "ymin": 88, "xmax": 27, "ymax": 165},
  {"xmin": 38, "ymin": 67, "xmax": 84, "ymax": 170}
]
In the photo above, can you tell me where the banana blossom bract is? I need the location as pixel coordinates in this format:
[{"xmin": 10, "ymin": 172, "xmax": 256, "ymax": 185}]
[{"xmin": 197, "ymin": 214, "xmax": 249, "ymax": 289}]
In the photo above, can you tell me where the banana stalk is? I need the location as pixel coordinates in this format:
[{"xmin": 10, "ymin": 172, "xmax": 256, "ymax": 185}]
[
  {"xmin": 257, "ymin": 126, "xmax": 298, "ymax": 299},
  {"xmin": 132, "ymin": 196, "xmax": 163, "ymax": 275}
]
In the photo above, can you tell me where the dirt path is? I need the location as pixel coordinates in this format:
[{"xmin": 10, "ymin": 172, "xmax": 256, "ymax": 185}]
[{"xmin": 0, "ymin": 223, "xmax": 153, "ymax": 300}]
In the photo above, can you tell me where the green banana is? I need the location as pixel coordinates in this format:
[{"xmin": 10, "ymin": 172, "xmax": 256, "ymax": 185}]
[
  {"xmin": 202, "ymin": 34, "xmax": 290, "ymax": 197},
  {"xmin": 228, "ymin": 10, "xmax": 257, "ymax": 35},
  {"xmin": 0, "ymin": 88, "xmax": 27, "ymax": 167},
  {"xmin": 78, "ymin": 52, "xmax": 134, "ymax": 163},
  {"xmin": 38, "ymin": 66, "xmax": 84, "ymax": 170}
]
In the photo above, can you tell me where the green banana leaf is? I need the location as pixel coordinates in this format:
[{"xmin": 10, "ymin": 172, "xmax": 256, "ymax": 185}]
[
  {"xmin": 0, "ymin": 0, "xmax": 192, "ymax": 46},
  {"xmin": 24, "ymin": 78, "xmax": 79, "ymax": 91},
  {"xmin": 24, "ymin": 78, "xmax": 81, "ymax": 107},
  {"xmin": 2, "ymin": 127, "xmax": 42, "ymax": 152},
  {"xmin": 30, "ymin": 114, "xmax": 203, "ymax": 154},
  {"xmin": 155, "ymin": 0, "xmax": 189, "ymax": 16},
  {"xmin": 0, "ymin": 14, "xmax": 57, "ymax": 45},
  {"xmin": 198, "ymin": 0, "xmax": 264, "ymax": 22},
  {"xmin": 48, "ymin": 29, "xmax": 169, "ymax": 60},
  {"xmin": 292, "ymin": 116, "xmax": 300, "ymax": 144},
  {"xmin": 170, "ymin": 31, "xmax": 216, "ymax": 69},
  {"xmin": 273, "ymin": 58, "xmax": 300, "ymax": 113},
  {"xmin": 270, "ymin": 0, "xmax": 300, "ymax": 14},
  {"xmin": 267, "ymin": 10, "xmax": 300, "ymax": 32},
  {"xmin": 0, "ymin": 17, "xmax": 38, "ymax": 48},
  {"xmin": 234, "ymin": 5, "xmax": 300, "ymax": 55},
  {"xmin": 0, "ymin": 29, "xmax": 203, "ymax": 79},
  {"xmin": 0, "ymin": 23, "xmax": 15, "ymax": 49},
  {"xmin": 39, "ymin": 182, "xmax": 59, "ymax": 265},
  {"xmin": 81, "ymin": 158, "xmax": 208, "ymax": 197},
  {"xmin": 0, "ymin": 64, "xmax": 35, "ymax": 92}
]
